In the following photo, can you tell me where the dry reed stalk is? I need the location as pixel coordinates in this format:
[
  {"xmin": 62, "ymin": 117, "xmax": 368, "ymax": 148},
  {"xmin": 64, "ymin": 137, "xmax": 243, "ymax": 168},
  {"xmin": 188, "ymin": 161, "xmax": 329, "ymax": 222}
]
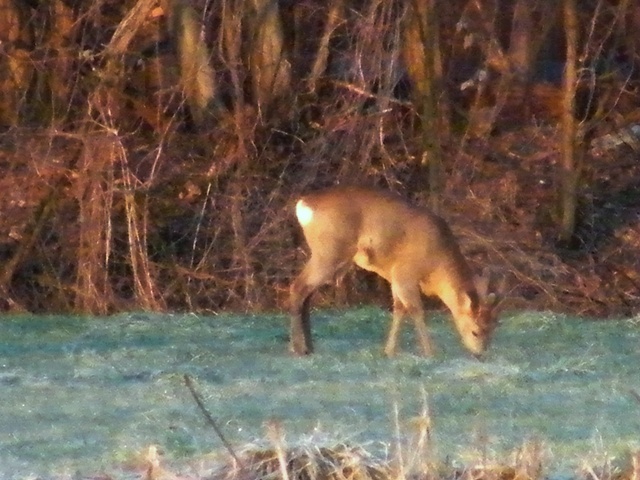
[
  {"xmin": 118, "ymin": 143, "xmax": 165, "ymax": 311},
  {"xmin": 392, "ymin": 400, "xmax": 406, "ymax": 480},
  {"xmin": 631, "ymin": 452, "xmax": 640, "ymax": 480},
  {"xmin": 74, "ymin": 133, "xmax": 115, "ymax": 314},
  {"xmin": 266, "ymin": 421, "xmax": 290, "ymax": 480}
]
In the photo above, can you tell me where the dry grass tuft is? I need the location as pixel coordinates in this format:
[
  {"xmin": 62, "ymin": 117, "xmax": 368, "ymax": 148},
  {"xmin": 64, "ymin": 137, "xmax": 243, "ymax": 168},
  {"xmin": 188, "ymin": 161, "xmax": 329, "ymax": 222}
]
[
  {"xmin": 210, "ymin": 444, "xmax": 390, "ymax": 480},
  {"xmin": 225, "ymin": 439, "xmax": 640, "ymax": 480},
  {"xmin": 119, "ymin": 440, "xmax": 640, "ymax": 480}
]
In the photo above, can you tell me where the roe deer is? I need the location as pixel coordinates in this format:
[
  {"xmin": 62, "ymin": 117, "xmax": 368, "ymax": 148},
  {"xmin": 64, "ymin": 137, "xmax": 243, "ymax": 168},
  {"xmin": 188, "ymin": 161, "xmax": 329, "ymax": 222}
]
[{"xmin": 289, "ymin": 186, "xmax": 502, "ymax": 358}]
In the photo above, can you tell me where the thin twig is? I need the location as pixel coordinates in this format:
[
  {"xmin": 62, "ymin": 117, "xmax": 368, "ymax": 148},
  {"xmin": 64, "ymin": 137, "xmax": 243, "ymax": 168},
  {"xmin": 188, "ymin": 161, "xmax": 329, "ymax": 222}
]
[
  {"xmin": 183, "ymin": 374, "xmax": 243, "ymax": 466},
  {"xmin": 392, "ymin": 400, "xmax": 406, "ymax": 480}
]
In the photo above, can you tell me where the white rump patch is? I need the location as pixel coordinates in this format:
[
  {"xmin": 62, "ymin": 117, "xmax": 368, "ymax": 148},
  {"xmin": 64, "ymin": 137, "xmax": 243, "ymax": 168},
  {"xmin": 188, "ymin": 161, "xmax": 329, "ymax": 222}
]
[{"xmin": 296, "ymin": 199, "xmax": 314, "ymax": 226}]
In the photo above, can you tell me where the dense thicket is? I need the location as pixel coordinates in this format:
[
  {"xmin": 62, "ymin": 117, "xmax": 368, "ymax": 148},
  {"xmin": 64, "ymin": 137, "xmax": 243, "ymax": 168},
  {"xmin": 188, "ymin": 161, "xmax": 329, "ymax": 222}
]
[{"xmin": 0, "ymin": 0, "xmax": 639, "ymax": 315}]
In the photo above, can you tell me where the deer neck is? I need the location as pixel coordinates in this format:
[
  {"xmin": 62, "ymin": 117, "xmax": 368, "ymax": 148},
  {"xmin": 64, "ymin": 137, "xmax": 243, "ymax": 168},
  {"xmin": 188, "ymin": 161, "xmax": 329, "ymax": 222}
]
[{"xmin": 430, "ymin": 261, "xmax": 477, "ymax": 317}]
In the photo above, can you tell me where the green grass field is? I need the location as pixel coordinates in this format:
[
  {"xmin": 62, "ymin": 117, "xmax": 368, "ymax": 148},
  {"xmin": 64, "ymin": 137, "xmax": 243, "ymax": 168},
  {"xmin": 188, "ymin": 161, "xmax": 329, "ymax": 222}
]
[{"xmin": 1, "ymin": 309, "xmax": 639, "ymax": 479}]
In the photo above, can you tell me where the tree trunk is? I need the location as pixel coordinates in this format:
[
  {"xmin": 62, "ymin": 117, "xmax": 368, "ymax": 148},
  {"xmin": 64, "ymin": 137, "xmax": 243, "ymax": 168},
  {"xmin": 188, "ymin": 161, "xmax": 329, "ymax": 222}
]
[
  {"xmin": 94, "ymin": 0, "xmax": 159, "ymax": 125},
  {"xmin": 402, "ymin": 0, "xmax": 443, "ymax": 212},
  {"xmin": 249, "ymin": 0, "xmax": 291, "ymax": 113},
  {"xmin": 170, "ymin": 0, "xmax": 217, "ymax": 127},
  {"xmin": 508, "ymin": 0, "xmax": 533, "ymax": 78},
  {"xmin": 0, "ymin": 0, "xmax": 34, "ymax": 126},
  {"xmin": 307, "ymin": 0, "xmax": 344, "ymax": 93},
  {"xmin": 623, "ymin": 0, "xmax": 640, "ymax": 75},
  {"xmin": 75, "ymin": 135, "xmax": 115, "ymax": 314},
  {"xmin": 462, "ymin": 0, "xmax": 560, "ymax": 137},
  {"xmin": 558, "ymin": 0, "xmax": 580, "ymax": 245}
]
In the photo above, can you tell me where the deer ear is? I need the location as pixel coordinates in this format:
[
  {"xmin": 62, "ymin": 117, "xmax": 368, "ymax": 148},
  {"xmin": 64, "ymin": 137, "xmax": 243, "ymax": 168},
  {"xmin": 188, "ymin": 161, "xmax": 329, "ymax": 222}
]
[
  {"xmin": 490, "ymin": 275, "xmax": 508, "ymax": 307},
  {"xmin": 486, "ymin": 292, "xmax": 497, "ymax": 305},
  {"xmin": 474, "ymin": 271, "xmax": 491, "ymax": 298},
  {"xmin": 461, "ymin": 291, "xmax": 479, "ymax": 314}
]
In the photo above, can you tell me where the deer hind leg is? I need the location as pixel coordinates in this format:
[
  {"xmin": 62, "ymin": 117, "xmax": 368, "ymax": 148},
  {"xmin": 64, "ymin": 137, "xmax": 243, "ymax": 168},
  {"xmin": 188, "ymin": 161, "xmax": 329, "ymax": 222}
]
[
  {"xmin": 388, "ymin": 274, "xmax": 433, "ymax": 357},
  {"xmin": 411, "ymin": 309, "xmax": 434, "ymax": 357},
  {"xmin": 289, "ymin": 254, "xmax": 350, "ymax": 355}
]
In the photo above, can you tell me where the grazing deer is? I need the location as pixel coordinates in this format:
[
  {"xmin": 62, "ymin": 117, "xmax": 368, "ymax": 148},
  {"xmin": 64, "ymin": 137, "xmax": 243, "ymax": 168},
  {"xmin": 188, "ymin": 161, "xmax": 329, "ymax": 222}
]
[{"xmin": 289, "ymin": 186, "xmax": 502, "ymax": 358}]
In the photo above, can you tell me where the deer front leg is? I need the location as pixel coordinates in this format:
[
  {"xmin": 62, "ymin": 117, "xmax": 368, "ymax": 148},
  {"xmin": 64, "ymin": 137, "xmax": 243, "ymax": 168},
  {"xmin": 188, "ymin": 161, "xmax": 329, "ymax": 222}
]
[
  {"xmin": 390, "ymin": 276, "xmax": 434, "ymax": 357},
  {"xmin": 384, "ymin": 295, "xmax": 405, "ymax": 357},
  {"xmin": 410, "ymin": 309, "xmax": 434, "ymax": 357}
]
